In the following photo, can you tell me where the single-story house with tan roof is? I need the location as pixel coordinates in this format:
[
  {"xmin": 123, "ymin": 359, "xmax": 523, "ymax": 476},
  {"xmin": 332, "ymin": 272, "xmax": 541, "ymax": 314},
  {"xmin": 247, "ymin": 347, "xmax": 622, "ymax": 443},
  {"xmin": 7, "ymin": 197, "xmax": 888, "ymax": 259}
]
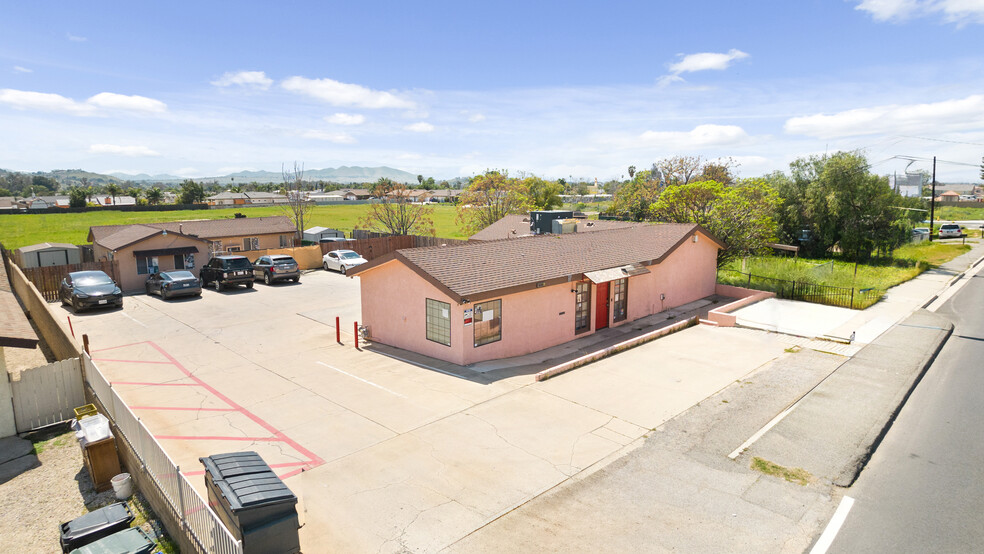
[
  {"xmin": 88, "ymin": 215, "xmax": 297, "ymax": 291},
  {"xmin": 350, "ymin": 220, "xmax": 725, "ymax": 365}
]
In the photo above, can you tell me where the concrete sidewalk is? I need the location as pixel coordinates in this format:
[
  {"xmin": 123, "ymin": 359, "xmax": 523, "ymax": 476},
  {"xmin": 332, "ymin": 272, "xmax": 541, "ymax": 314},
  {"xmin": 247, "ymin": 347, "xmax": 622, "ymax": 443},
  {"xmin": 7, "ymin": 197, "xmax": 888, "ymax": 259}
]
[
  {"xmin": 739, "ymin": 309, "xmax": 953, "ymax": 487},
  {"xmin": 734, "ymin": 240, "xmax": 984, "ymax": 345}
]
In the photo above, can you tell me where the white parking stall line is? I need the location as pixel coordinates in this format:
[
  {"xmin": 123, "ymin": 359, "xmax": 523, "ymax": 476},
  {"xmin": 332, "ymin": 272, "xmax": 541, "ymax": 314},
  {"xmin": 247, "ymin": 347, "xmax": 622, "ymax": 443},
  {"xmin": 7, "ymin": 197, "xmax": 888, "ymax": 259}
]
[
  {"xmin": 120, "ymin": 312, "xmax": 147, "ymax": 327},
  {"xmin": 316, "ymin": 361, "xmax": 406, "ymax": 398},
  {"xmin": 810, "ymin": 495, "xmax": 855, "ymax": 554}
]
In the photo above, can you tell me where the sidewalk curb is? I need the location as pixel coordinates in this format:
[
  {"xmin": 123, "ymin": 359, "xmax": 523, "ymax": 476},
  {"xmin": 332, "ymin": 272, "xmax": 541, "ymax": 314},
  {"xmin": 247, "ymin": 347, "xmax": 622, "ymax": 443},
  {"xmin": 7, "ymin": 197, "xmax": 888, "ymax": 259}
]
[{"xmin": 836, "ymin": 313, "xmax": 953, "ymax": 487}]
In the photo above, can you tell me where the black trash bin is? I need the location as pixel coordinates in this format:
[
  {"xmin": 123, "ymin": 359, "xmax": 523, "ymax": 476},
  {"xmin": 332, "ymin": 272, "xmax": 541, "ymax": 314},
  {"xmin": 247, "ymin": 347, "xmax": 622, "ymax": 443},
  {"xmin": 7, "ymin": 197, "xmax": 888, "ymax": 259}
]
[
  {"xmin": 69, "ymin": 527, "xmax": 155, "ymax": 554},
  {"xmin": 60, "ymin": 502, "xmax": 134, "ymax": 552},
  {"xmin": 200, "ymin": 451, "xmax": 300, "ymax": 554}
]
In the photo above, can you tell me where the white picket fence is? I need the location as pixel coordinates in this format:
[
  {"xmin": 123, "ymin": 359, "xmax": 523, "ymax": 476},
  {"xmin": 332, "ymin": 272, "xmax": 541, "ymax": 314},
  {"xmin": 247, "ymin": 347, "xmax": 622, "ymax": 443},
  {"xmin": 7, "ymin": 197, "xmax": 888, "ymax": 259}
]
[
  {"xmin": 9, "ymin": 358, "xmax": 85, "ymax": 433},
  {"xmin": 82, "ymin": 354, "xmax": 243, "ymax": 554}
]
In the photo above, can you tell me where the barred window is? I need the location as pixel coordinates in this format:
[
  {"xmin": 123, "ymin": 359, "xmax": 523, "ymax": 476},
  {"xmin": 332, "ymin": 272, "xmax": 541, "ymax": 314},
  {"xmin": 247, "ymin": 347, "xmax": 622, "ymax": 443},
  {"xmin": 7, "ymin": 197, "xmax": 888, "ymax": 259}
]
[
  {"xmin": 612, "ymin": 278, "xmax": 628, "ymax": 323},
  {"xmin": 473, "ymin": 299, "xmax": 502, "ymax": 347},
  {"xmin": 574, "ymin": 281, "xmax": 591, "ymax": 333},
  {"xmin": 426, "ymin": 298, "xmax": 451, "ymax": 346}
]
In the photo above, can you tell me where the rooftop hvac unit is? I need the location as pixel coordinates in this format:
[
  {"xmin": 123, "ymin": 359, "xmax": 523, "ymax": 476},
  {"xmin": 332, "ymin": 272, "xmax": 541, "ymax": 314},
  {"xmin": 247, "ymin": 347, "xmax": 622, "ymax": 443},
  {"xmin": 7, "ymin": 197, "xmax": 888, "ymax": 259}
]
[
  {"xmin": 551, "ymin": 218, "xmax": 577, "ymax": 234},
  {"xmin": 529, "ymin": 210, "xmax": 574, "ymax": 234}
]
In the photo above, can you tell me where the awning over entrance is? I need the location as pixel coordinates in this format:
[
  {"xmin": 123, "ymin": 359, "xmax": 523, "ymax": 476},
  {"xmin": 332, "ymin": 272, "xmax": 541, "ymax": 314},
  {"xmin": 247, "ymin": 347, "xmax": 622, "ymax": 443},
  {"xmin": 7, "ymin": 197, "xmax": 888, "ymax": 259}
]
[
  {"xmin": 583, "ymin": 262, "xmax": 650, "ymax": 284},
  {"xmin": 132, "ymin": 246, "xmax": 200, "ymax": 257}
]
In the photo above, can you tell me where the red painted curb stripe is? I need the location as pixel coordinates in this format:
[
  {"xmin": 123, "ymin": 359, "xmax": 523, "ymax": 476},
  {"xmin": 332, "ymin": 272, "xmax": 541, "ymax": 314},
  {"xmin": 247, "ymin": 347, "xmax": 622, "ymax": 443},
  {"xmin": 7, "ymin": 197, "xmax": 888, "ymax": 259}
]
[{"xmin": 91, "ymin": 342, "xmax": 150, "ymax": 353}]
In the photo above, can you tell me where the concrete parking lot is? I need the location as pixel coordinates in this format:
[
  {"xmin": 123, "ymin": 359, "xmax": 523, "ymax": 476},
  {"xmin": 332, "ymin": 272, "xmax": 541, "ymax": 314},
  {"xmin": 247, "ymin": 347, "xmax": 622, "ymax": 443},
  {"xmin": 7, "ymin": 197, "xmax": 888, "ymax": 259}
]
[{"xmin": 56, "ymin": 268, "xmax": 795, "ymax": 552}]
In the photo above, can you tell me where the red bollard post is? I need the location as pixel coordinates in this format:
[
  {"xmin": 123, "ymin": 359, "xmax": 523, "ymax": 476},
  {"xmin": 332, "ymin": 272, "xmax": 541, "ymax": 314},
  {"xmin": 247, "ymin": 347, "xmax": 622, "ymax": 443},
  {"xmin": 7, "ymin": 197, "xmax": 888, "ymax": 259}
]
[
  {"xmin": 354, "ymin": 321, "xmax": 359, "ymax": 350},
  {"xmin": 336, "ymin": 316, "xmax": 341, "ymax": 343},
  {"xmin": 68, "ymin": 316, "xmax": 75, "ymax": 338}
]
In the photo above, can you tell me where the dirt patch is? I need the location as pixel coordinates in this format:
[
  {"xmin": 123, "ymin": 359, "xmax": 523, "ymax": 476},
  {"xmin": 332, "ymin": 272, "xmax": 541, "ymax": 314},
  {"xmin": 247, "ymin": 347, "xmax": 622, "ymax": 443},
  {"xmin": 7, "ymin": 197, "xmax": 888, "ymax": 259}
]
[{"xmin": 0, "ymin": 424, "xmax": 176, "ymax": 552}]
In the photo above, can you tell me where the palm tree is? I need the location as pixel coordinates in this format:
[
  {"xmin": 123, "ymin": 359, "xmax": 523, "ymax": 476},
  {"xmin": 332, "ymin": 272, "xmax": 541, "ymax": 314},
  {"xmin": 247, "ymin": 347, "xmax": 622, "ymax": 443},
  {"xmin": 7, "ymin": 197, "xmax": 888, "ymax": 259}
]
[
  {"xmin": 106, "ymin": 183, "xmax": 122, "ymax": 205},
  {"xmin": 146, "ymin": 187, "xmax": 164, "ymax": 205}
]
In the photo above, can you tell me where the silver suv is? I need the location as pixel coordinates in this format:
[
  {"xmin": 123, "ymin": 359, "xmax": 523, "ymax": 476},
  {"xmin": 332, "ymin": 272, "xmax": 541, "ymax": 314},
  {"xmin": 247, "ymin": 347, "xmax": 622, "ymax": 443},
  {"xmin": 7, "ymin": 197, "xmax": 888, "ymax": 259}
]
[{"xmin": 938, "ymin": 224, "xmax": 962, "ymax": 238}]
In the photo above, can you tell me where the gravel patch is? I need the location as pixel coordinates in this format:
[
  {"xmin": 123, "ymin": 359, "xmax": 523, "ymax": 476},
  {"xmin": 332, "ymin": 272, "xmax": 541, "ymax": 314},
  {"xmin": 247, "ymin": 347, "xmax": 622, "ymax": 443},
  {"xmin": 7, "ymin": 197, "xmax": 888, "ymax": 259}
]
[{"xmin": 0, "ymin": 424, "xmax": 176, "ymax": 553}]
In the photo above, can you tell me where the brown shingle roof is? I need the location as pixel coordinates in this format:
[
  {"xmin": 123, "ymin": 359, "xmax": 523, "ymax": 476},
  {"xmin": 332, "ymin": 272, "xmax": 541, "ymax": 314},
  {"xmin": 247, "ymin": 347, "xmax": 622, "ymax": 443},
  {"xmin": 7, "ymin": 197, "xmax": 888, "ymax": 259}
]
[
  {"xmin": 469, "ymin": 214, "xmax": 642, "ymax": 241},
  {"xmin": 355, "ymin": 223, "xmax": 724, "ymax": 302},
  {"xmin": 89, "ymin": 216, "xmax": 296, "ymax": 244}
]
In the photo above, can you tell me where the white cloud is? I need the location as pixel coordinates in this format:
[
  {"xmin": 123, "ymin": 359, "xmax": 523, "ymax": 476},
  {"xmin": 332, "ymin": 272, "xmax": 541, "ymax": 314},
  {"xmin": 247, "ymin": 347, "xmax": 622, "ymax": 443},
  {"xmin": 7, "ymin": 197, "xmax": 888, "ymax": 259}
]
[
  {"xmin": 325, "ymin": 112, "xmax": 365, "ymax": 125},
  {"xmin": 13, "ymin": 66, "xmax": 32, "ymax": 73},
  {"xmin": 300, "ymin": 130, "xmax": 357, "ymax": 143},
  {"xmin": 67, "ymin": 33, "xmax": 87, "ymax": 42},
  {"xmin": 86, "ymin": 92, "xmax": 167, "ymax": 113},
  {"xmin": 0, "ymin": 89, "xmax": 167, "ymax": 116},
  {"xmin": 668, "ymin": 49, "xmax": 749, "ymax": 74},
  {"xmin": 639, "ymin": 124, "xmax": 750, "ymax": 147},
  {"xmin": 0, "ymin": 89, "xmax": 91, "ymax": 114},
  {"xmin": 784, "ymin": 94, "xmax": 984, "ymax": 138},
  {"xmin": 405, "ymin": 122, "xmax": 434, "ymax": 133},
  {"xmin": 855, "ymin": 0, "xmax": 984, "ymax": 24},
  {"xmin": 211, "ymin": 70, "xmax": 273, "ymax": 90},
  {"xmin": 461, "ymin": 111, "xmax": 486, "ymax": 123},
  {"xmin": 88, "ymin": 144, "xmax": 161, "ymax": 157},
  {"xmin": 281, "ymin": 76, "xmax": 415, "ymax": 109}
]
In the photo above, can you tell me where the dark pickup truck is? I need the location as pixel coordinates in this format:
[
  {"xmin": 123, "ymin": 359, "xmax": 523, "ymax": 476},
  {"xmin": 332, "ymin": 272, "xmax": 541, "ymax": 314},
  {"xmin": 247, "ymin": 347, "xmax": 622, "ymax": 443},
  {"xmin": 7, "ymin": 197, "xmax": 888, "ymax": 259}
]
[{"xmin": 200, "ymin": 255, "xmax": 255, "ymax": 291}]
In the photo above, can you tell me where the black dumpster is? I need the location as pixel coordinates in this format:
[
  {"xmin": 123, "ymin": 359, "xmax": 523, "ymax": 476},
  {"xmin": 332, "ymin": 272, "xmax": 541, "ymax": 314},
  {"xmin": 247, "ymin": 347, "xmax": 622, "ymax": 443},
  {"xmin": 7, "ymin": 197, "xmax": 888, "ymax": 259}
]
[
  {"xmin": 200, "ymin": 451, "xmax": 300, "ymax": 554},
  {"xmin": 69, "ymin": 527, "xmax": 155, "ymax": 554},
  {"xmin": 60, "ymin": 502, "xmax": 134, "ymax": 552}
]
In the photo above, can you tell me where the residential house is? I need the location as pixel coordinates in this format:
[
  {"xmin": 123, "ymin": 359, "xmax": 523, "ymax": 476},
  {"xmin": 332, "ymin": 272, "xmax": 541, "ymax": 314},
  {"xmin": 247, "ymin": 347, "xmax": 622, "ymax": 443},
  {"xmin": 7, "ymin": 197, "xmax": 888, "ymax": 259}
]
[
  {"xmin": 936, "ymin": 190, "xmax": 960, "ymax": 202},
  {"xmin": 205, "ymin": 191, "xmax": 289, "ymax": 206},
  {"xmin": 88, "ymin": 216, "xmax": 298, "ymax": 291},
  {"xmin": 18, "ymin": 196, "xmax": 70, "ymax": 209},
  {"xmin": 425, "ymin": 189, "xmax": 461, "ymax": 203},
  {"xmin": 0, "ymin": 197, "xmax": 16, "ymax": 211},
  {"xmin": 351, "ymin": 218, "xmax": 724, "ymax": 365},
  {"xmin": 336, "ymin": 189, "xmax": 373, "ymax": 201},
  {"xmin": 92, "ymin": 195, "xmax": 137, "ymax": 206}
]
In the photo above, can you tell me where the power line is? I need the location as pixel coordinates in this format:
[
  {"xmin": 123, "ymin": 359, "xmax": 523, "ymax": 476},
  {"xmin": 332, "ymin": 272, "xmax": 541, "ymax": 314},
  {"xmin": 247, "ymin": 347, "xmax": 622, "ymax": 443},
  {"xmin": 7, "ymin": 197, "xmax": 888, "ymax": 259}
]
[{"xmin": 897, "ymin": 135, "xmax": 984, "ymax": 147}]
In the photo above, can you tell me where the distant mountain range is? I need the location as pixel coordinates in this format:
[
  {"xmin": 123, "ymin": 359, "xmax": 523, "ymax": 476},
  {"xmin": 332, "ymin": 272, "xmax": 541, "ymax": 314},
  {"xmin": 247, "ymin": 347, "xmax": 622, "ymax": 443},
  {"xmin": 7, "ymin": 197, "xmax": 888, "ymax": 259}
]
[{"xmin": 108, "ymin": 166, "xmax": 421, "ymax": 185}]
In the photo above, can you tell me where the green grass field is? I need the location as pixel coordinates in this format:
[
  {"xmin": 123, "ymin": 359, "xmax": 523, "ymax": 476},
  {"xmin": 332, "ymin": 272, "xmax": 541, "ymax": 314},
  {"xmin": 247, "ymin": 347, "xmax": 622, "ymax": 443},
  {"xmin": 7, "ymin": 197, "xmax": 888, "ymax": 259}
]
[
  {"xmin": 934, "ymin": 205, "xmax": 984, "ymax": 221},
  {"xmin": 0, "ymin": 204, "xmax": 469, "ymax": 249},
  {"xmin": 718, "ymin": 241, "xmax": 971, "ymax": 291}
]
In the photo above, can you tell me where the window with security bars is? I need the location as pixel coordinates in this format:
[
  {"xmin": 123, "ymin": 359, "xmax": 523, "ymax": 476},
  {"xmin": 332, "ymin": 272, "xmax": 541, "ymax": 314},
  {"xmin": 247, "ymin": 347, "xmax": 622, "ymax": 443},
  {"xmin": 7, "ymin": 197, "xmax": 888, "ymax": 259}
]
[
  {"xmin": 574, "ymin": 281, "xmax": 591, "ymax": 333},
  {"xmin": 473, "ymin": 299, "xmax": 502, "ymax": 347},
  {"xmin": 612, "ymin": 278, "xmax": 628, "ymax": 322},
  {"xmin": 425, "ymin": 298, "xmax": 451, "ymax": 346}
]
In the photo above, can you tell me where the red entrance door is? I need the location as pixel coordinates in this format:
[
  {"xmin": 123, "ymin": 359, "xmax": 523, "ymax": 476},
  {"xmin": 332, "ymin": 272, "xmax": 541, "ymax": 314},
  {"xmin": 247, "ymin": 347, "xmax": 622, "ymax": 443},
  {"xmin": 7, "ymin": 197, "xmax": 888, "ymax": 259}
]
[{"xmin": 595, "ymin": 282, "xmax": 609, "ymax": 330}]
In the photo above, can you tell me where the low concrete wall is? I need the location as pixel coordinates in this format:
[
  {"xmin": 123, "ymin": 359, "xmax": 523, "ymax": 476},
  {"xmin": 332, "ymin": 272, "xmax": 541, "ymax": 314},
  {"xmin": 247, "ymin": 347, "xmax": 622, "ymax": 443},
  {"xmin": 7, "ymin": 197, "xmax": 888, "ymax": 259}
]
[
  {"xmin": 243, "ymin": 245, "xmax": 324, "ymax": 270},
  {"xmin": 706, "ymin": 284, "xmax": 775, "ymax": 327},
  {"xmin": 7, "ymin": 261, "xmax": 81, "ymax": 360}
]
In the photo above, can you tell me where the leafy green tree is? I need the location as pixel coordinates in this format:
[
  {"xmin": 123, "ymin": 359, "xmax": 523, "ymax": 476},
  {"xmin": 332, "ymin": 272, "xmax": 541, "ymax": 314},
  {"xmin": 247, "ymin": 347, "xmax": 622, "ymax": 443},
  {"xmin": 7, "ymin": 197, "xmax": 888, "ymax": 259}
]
[
  {"xmin": 68, "ymin": 187, "xmax": 87, "ymax": 208},
  {"xmin": 360, "ymin": 178, "xmax": 435, "ymax": 235},
  {"xmin": 609, "ymin": 169, "xmax": 661, "ymax": 220},
  {"xmin": 456, "ymin": 170, "xmax": 530, "ymax": 233},
  {"xmin": 178, "ymin": 179, "xmax": 205, "ymax": 204},
  {"xmin": 523, "ymin": 176, "xmax": 562, "ymax": 210},
  {"xmin": 651, "ymin": 179, "xmax": 779, "ymax": 266},
  {"xmin": 145, "ymin": 187, "xmax": 164, "ymax": 205},
  {"xmin": 31, "ymin": 175, "xmax": 58, "ymax": 195}
]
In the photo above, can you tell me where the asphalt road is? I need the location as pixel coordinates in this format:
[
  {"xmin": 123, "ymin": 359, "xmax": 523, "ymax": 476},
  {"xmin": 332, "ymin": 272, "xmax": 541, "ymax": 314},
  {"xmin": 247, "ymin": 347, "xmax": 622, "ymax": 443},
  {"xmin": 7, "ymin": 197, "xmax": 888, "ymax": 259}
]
[{"xmin": 827, "ymin": 271, "xmax": 984, "ymax": 553}]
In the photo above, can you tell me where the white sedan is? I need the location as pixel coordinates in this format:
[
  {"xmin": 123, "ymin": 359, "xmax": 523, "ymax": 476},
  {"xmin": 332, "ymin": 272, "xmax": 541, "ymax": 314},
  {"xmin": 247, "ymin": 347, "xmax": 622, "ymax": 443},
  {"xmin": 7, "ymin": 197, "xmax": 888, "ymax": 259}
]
[{"xmin": 322, "ymin": 249, "xmax": 368, "ymax": 274}]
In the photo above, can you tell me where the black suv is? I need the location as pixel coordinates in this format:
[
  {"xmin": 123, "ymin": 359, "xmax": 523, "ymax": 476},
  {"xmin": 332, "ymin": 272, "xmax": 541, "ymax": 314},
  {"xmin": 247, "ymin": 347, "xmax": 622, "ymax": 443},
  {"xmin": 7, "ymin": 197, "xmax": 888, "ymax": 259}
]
[
  {"xmin": 200, "ymin": 255, "xmax": 255, "ymax": 291},
  {"xmin": 252, "ymin": 255, "xmax": 301, "ymax": 285}
]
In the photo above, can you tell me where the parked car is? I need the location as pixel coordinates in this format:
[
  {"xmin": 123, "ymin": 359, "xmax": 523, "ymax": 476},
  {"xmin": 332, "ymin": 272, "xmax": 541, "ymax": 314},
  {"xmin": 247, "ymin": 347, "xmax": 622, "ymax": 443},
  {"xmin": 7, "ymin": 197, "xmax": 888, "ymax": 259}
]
[
  {"xmin": 60, "ymin": 270, "xmax": 123, "ymax": 312},
  {"xmin": 322, "ymin": 249, "xmax": 367, "ymax": 274},
  {"xmin": 200, "ymin": 255, "xmax": 255, "ymax": 291},
  {"xmin": 318, "ymin": 237, "xmax": 353, "ymax": 244},
  {"xmin": 253, "ymin": 255, "xmax": 300, "ymax": 285},
  {"xmin": 145, "ymin": 270, "xmax": 202, "ymax": 299},
  {"xmin": 938, "ymin": 223, "xmax": 963, "ymax": 238}
]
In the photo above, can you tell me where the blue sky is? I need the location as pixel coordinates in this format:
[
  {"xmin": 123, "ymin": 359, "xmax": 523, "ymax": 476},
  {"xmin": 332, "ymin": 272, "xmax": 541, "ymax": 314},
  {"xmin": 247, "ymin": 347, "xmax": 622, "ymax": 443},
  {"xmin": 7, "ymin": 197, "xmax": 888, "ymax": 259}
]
[{"xmin": 1, "ymin": 0, "xmax": 982, "ymax": 182}]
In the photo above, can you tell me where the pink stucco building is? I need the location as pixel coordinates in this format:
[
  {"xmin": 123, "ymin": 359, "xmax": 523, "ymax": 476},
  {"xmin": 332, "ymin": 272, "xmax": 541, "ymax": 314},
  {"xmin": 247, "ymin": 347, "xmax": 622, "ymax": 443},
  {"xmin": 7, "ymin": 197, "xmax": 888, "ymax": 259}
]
[{"xmin": 351, "ymin": 221, "xmax": 724, "ymax": 366}]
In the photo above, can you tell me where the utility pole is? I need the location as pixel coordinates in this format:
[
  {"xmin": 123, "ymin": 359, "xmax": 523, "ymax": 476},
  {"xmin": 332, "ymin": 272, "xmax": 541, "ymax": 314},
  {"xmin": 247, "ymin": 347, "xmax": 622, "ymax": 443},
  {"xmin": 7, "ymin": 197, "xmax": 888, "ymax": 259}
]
[{"xmin": 929, "ymin": 156, "xmax": 937, "ymax": 242}]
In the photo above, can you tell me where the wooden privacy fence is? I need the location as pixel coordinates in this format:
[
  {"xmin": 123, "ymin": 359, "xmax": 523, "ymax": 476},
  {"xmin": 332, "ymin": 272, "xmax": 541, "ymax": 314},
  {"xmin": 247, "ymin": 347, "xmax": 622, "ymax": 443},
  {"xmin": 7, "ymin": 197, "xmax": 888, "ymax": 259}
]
[
  {"xmin": 20, "ymin": 260, "xmax": 120, "ymax": 302},
  {"xmin": 322, "ymin": 233, "xmax": 467, "ymax": 261},
  {"xmin": 9, "ymin": 358, "xmax": 85, "ymax": 433}
]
